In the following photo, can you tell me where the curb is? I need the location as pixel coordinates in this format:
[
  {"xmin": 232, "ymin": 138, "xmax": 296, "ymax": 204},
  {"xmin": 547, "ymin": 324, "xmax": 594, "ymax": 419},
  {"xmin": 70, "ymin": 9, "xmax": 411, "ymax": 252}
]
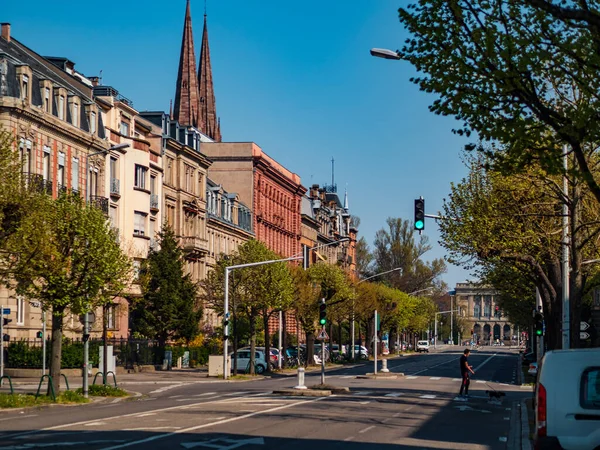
[
  {"xmin": 272, "ymin": 389, "xmax": 331, "ymax": 397},
  {"xmin": 356, "ymin": 372, "xmax": 404, "ymax": 380}
]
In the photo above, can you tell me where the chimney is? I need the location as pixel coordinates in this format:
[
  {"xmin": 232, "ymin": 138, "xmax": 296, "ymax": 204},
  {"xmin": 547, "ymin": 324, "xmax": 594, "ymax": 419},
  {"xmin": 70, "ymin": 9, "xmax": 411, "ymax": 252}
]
[
  {"xmin": 319, "ymin": 188, "xmax": 326, "ymax": 202},
  {"xmin": 88, "ymin": 76, "xmax": 100, "ymax": 87},
  {"xmin": 309, "ymin": 184, "xmax": 319, "ymax": 199},
  {"xmin": 1, "ymin": 23, "xmax": 11, "ymax": 43}
]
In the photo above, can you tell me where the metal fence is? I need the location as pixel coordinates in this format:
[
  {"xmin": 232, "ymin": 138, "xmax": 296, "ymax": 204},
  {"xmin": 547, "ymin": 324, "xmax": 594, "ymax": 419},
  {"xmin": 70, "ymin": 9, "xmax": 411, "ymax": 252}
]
[{"xmin": 5, "ymin": 338, "xmax": 215, "ymax": 369}]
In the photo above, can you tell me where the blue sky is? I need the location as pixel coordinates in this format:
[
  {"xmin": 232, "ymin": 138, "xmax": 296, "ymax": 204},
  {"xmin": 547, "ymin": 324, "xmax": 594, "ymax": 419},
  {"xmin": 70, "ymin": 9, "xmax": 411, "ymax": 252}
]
[{"xmin": 3, "ymin": 0, "xmax": 475, "ymax": 288}]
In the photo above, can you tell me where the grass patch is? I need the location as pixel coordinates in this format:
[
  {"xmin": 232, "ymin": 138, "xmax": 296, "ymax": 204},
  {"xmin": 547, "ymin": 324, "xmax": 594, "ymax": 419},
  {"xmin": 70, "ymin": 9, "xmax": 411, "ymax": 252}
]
[
  {"xmin": 0, "ymin": 391, "xmax": 89, "ymax": 409},
  {"xmin": 76, "ymin": 384, "xmax": 128, "ymax": 397}
]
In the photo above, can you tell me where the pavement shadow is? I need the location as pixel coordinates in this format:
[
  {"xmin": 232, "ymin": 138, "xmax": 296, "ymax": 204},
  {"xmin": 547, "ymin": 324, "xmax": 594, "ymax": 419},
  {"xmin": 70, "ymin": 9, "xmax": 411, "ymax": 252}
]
[{"xmin": 0, "ymin": 429, "xmax": 469, "ymax": 449}]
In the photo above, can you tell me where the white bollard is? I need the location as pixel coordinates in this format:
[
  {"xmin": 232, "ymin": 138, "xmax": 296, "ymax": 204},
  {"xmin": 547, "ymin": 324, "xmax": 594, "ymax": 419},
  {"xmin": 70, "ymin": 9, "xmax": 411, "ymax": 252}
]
[
  {"xmin": 294, "ymin": 367, "xmax": 307, "ymax": 390},
  {"xmin": 381, "ymin": 358, "xmax": 390, "ymax": 373}
]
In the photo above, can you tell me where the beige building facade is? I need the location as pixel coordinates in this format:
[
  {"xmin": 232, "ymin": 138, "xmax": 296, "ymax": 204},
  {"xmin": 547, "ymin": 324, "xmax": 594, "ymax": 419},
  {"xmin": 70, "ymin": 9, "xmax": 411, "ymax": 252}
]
[{"xmin": 452, "ymin": 282, "xmax": 517, "ymax": 343}]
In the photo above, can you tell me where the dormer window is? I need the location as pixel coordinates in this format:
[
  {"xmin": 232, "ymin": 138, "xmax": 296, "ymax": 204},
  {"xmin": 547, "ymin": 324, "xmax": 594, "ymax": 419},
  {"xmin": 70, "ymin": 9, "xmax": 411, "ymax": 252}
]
[
  {"xmin": 58, "ymin": 96, "xmax": 65, "ymax": 120},
  {"xmin": 44, "ymin": 88, "xmax": 50, "ymax": 112},
  {"xmin": 21, "ymin": 75, "xmax": 29, "ymax": 100},
  {"xmin": 72, "ymin": 103, "xmax": 78, "ymax": 127}
]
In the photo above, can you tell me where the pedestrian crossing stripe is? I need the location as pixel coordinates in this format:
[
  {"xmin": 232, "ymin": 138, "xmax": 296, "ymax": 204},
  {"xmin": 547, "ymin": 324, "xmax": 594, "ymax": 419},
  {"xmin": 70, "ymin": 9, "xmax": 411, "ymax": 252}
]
[
  {"xmin": 429, "ymin": 377, "xmax": 441, "ymax": 380},
  {"xmin": 420, "ymin": 394, "xmax": 436, "ymax": 399},
  {"xmin": 475, "ymin": 380, "xmax": 486, "ymax": 384},
  {"xmin": 452, "ymin": 378, "xmax": 461, "ymax": 381},
  {"xmin": 340, "ymin": 375, "xmax": 354, "ymax": 379},
  {"xmin": 354, "ymin": 391, "xmax": 373, "ymax": 396},
  {"xmin": 406, "ymin": 376, "xmax": 418, "ymax": 379}
]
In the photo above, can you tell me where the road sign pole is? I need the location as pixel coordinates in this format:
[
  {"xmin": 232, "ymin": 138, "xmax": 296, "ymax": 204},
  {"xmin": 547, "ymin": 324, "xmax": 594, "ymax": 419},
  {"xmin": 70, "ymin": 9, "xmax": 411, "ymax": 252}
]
[
  {"xmin": 83, "ymin": 312, "xmax": 89, "ymax": 398},
  {"xmin": 42, "ymin": 310, "xmax": 46, "ymax": 376},
  {"xmin": 320, "ymin": 332, "xmax": 325, "ymax": 385},
  {"xmin": 374, "ymin": 310, "xmax": 378, "ymax": 375}
]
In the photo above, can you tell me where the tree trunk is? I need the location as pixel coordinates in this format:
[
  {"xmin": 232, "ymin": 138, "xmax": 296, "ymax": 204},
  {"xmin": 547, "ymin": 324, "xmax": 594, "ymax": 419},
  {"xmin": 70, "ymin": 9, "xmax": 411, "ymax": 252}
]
[
  {"xmin": 306, "ymin": 332, "xmax": 315, "ymax": 366},
  {"xmin": 232, "ymin": 311, "xmax": 238, "ymax": 375},
  {"xmin": 49, "ymin": 305, "xmax": 64, "ymax": 396}
]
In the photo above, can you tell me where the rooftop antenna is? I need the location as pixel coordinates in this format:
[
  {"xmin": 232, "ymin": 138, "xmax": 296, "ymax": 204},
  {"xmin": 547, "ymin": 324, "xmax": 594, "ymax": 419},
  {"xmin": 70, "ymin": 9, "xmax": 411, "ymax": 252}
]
[
  {"xmin": 99, "ymin": 69, "xmax": 103, "ymax": 85},
  {"xmin": 205, "ymin": 0, "xmax": 207, "ymax": 15}
]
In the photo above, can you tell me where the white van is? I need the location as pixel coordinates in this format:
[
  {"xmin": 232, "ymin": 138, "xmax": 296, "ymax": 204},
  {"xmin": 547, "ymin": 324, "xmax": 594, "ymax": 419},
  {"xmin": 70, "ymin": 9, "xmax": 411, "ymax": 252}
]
[
  {"xmin": 416, "ymin": 340, "xmax": 430, "ymax": 353},
  {"xmin": 534, "ymin": 348, "xmax": 600, "ymax": 450}
]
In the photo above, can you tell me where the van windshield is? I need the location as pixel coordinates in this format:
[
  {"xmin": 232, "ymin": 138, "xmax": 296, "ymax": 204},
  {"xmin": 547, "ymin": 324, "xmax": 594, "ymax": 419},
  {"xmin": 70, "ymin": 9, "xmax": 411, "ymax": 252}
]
[{"xmin": 418, "ymin": 341, "xmax": 428, "ymax": 345}]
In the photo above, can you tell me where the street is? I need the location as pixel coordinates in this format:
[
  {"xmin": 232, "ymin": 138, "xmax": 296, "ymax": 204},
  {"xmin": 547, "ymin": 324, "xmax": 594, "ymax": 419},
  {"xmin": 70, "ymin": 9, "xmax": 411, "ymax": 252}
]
[{"xmin": 0, "ymin": 347, "xmax": 530, "ymax": 449}]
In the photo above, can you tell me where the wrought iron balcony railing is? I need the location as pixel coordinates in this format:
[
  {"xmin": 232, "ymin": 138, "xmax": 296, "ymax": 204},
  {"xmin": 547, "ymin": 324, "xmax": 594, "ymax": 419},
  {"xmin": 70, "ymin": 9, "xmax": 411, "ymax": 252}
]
[{"xmin": 89, "ymin": 196, "xmax": 109, "ymax": 215}]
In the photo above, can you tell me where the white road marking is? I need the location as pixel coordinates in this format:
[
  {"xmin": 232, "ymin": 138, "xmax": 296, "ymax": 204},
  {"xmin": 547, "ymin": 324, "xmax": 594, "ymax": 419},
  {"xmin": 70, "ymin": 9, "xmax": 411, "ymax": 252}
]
[
  {"xmin": 393, "ymin": 412, "xmax": 402, "ymax": 417},
  {"xmin": 0, "ymin": 440, "xmax": 126, "ymax": 449},
  {"xmin": 406, "ymin": 376, "xmax": 419, "ymax": 380},
  {"xmin": 178, "ymin": 395, "xmax": 220, "ymax": 402},
  {"xmin": 123, "ymin": 426, "xmax": 182, "ymax": 431},
  {"xmin": 473, "ymin": 353, "xmax": 497, "ymax": 372},
  {"xmin": 168, "ymin": 395, "xmax": 183, "ymax": 399},
  {"xmin": 101, "ymin": 397, "xmax": 326, "ymax": 450},
  {"xmin": 0, "ymin": 414, "xmax": 37, "ymax": 422},
  {"xmin": 149, "ymin": 384, "xmax": 186, "ymax": 394},
  {"xmin": 475, "ymin": 380, "xmax": 486, "ymax": 384},
  {"xmin": 419, "ymin": 395, "xmax": 436, "ymax": 399},
  {"xmin": 385, "ymin": 393, "xmax": 404, "ymax": 397},
  {"xmin": 429, "ymin": 377, "xmax": 441, "ymax": 380},
  {"xmin": 340, "ymin": 376, "xmax": 354, "ymax": 379},
  {"xmin": 452, "ymin": 378, "xmax": 461, "ymax": 381},
  {"xmin": 504, "ymin": 417, "xmax": 510, "ymax": 420},
  {"xmin": 83, "ymin": 422, "xmax": 107, "ymax": 427},
  {"xmin": 222, "ymin": 391, "xmax": 249, "ymax": 396},
  {"xmin": 192, "ymin": 392, "xmax": 217, "ymax": 397},
  {"xmin": 359, "ymin": 401, "xmax": 370, "ymax": 405},
  {"xmin": 359, "ymin": 425, "xmax": 376, "ymax": 434},
  {"xmin": 354, "ymin": 391, "xmax": 373, "ymax": 396},
  {"xmin": 134, "ymin": 413, "xmax": 156, "ymax": 417},
  {"xmin": 344, "ymin": 436, "xmax": 355, "ymax": 442},
  {"xmin": 412, "ymin": 356, "xmax": 461, "ymax": 375}
]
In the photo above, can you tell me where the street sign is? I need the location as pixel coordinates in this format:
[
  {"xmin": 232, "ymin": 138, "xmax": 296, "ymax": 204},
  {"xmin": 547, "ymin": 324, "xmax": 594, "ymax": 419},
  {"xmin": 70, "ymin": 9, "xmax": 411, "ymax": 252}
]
[
  {"xmin": 316, "ymin": 328, "xmax": 329, "ymax": 341},
  {"xmin": 580, "ymin": 332, "xmax": 590, "ymax": 340},
  {"xmin": 580, "ymin": 321, "xmax": 590, "ymax": 331},
  {"xmin": 79, "ymin": 312, "xmax": 96, "ymax": 325},
  {"xmin": 1, "ymin": 308, "xmax": 10, "ymax": 315}
]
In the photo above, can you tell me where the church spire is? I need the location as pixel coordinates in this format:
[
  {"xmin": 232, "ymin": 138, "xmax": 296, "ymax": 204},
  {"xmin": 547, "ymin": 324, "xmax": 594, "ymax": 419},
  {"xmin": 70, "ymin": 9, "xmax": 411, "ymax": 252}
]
[
  {"xmin": 173, "ymin": 0, "xmax": 200, "ymax": 128},
  {"xmin": 198, "ymin": 13, "xmax": 222, "ymax": 142}
]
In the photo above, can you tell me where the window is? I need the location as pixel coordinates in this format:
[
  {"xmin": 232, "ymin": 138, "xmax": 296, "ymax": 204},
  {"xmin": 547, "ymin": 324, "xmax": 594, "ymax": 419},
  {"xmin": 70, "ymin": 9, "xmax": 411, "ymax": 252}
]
[
  {"xmin": 109, "ymin": 205, "xmax": 118, "ymax": 228},
  {"xmin": 20, "ymin": 139, "xmax": 32, "ymax": 174},
  {"xmin": 133, "ymin": 212, "xmax": 146, "ymax": 236},
  {"xmin": 106, "ymin": 304, "xmax": 117, "ymax": 329},
  {"xmin": 581, "ymin": 368, "xmax": 600, "ymax": 409},
  {"xmin": 90, "ymin": 112, "xmax": 96, "ymax": 134},
  {"xmin": 21, "ymin": 75, "xmax": 28, "ymax": 100},
  {"xmin": 120, "ymin": 121, "xmax": 129, "ymax": 136},
  {"xmin": 16, "ymin": 295, "xmax": 25, "ymax": 325},
  {"xmin": 72, "ymin": 103, "xmax": 78, "ymax": 127},
  {"xmin": 134, "ymin": 165, "xmax": 147, "ymax": 189},
  {"xmin": 43, "ymin": 147, "xmax": 51, "ymax": 181},
  {"xmin": 165, "ymin": 158, "xmax": 173, "ymax": 185},
  {"xmin": 71, "ymin": 157, "xmax": 79, "ymax": 192},
  {"xmin": 58, "ymin": 96, "xmax": 64, "ymax": 120},
  {"xmin": 132, "ymin": 260, "xmax": 141, "ymax": 280},
  {"xmin": 44, "ymin": 88, "xmax": 50, "ymax": 112},
  {"xmin": 149, "ymin": 218, "xmax": 156, "ymax": 241},
  {"xmin": 57, "ymin": 152, "xmax": 65, "ymax": 189},
  {"xmin": 150, "ymin": 175, "xmax": 156, "ymax": 195}
]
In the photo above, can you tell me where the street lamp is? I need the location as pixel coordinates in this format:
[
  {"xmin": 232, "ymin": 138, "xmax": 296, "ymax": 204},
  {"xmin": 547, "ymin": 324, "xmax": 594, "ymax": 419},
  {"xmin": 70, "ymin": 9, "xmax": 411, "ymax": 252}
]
[
  {"xmin": 370, "ymin": 48, "xmax": 400, "ymax": 60},
  {"xmin": 434, "ymin": 309, "xmax": 459, "ymax": 349},
  {"xmin": 82, "ymin": 142, "xmax": 129, "ymax": 399},
  {"xmin": 223, "ymin": 237, "xmax": 350, "ymax": 380}
]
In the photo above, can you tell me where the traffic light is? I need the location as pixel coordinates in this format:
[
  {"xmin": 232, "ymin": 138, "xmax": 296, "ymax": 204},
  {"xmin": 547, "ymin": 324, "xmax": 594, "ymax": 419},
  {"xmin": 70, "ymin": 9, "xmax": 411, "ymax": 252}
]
[
  {"xmin": 414, "ymin": 198, "xmax": 425, "ymax": 231},
  {"xmin": 319, "ymin": 299, "xmax": 327, "ymax": 326},
  {"xmin": 534, "ymin": 312, "xmax": 544, "ymax": 336},
  {"xmin": 3, "ymin": 318, "xmax": 11, "ymax": 326},
  {"xmin": 2, "ymin": 334, "xmax": 8, "ymax": 342},
  {"xmin": 36, "ymin": 331, "xmax": 43, "ymax": 339}
]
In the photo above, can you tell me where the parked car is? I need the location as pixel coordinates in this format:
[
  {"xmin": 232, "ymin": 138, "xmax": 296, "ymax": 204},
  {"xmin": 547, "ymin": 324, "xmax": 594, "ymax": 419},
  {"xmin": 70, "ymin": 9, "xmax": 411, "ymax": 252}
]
[
  {"xmin": 528, "ymin": 362, "xmax": 538, "ymax": 377},
  {"xmin": 245, "ymin": 347, "xmax": 279, "ymax": 368},
  {"xmin": 352, "ymin": 345, "xmax": 369, "ymax": 359},
  {"xmin": 230, "ymin": 349, "xmax": 268, "ymax": 374},
  {"xmin": 416, "ymin": 340, "xmax": 430, "ymax": 353},
  {"xmin": 534, "ymin": 348, "xmax": 600, "ymax": 450}
]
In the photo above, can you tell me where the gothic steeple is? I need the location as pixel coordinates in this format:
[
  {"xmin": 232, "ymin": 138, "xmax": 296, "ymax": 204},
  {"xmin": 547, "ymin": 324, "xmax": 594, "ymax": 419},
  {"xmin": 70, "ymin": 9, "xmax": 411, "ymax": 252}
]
[
  {"xmin": 198, "ymin": 14, "xmax": 222, "ymax": 142},
  {"xmin": 173, "ymin": 0, "xmax": 200, "ymax": 128}
]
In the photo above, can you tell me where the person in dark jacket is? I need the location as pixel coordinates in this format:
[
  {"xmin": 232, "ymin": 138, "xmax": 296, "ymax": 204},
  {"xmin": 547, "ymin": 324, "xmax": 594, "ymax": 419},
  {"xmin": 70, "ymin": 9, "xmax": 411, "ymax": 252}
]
[{"xmin": 459, "ymin": 348, "xmax": 475, "ymax": 398}]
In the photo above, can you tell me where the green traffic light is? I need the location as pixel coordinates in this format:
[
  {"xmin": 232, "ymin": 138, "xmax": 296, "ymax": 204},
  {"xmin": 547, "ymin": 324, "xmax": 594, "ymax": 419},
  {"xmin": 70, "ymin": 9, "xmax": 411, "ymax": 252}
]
[
  {"xmin": 536, "ymin": 329, "xmax": 542, "ymax": 336},
  {"xmin": 319, "ymin": 318, "xmax": 326, "ymax": 325},
  {"xmin": 415, "ymin": 220, "xmax": 424, "ymax": 230}
]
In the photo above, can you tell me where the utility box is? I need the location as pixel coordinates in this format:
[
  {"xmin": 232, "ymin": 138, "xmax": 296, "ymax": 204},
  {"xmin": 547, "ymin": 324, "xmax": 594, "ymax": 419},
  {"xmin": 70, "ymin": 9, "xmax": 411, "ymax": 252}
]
[
  {"xmin": 98, "ymin": 346, "xmax": 116, "ymax": 373},
  {"xmin": 208, "ymin": 355, "xmax": 230, "ymax": 377}
]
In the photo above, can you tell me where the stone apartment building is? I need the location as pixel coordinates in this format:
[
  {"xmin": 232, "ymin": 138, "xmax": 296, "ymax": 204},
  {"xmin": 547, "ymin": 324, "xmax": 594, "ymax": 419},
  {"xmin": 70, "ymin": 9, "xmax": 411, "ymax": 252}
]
[{"xmin": 452, "ymin": 282, "xmax": 517, "ymax": 343}]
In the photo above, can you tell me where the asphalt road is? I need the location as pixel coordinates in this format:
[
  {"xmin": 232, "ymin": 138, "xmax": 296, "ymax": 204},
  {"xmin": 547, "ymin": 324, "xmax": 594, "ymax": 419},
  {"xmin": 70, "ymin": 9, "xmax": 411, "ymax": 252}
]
[{"xmin": 0, "ymin": 346, "xmax": 531, "ymax": 449}]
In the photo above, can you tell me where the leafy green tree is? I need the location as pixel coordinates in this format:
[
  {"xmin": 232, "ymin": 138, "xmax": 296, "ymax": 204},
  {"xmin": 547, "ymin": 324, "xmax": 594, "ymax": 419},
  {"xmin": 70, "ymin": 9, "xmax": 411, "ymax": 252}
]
[
  {"xmin": 372, "ymin": 218, "xmax": 447, "ymax": 293},
  {"xmin": 131, "ymin": 225, "xmax": 201, "ymax": 346},
  {"xmin": 398, "ymin": 0, "xmax": 600, "ymax": 206},
  {"xmin": 200, "ymin": 239, "xmax": 293, "ymax": 374},
  {"xmin": 11, "ymin": 193, "xmax": 131, "ymax": 394},
  {"xmin": 355, "ymin": 237, "xmax": 373, "ymax": 279}
]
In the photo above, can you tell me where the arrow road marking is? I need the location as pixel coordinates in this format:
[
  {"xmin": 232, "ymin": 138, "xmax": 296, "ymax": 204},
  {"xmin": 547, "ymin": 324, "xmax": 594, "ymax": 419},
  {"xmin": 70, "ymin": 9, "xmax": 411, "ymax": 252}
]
[{"xmin": 180, "ymin": 437, "xmax": 265, "ymax": 449}]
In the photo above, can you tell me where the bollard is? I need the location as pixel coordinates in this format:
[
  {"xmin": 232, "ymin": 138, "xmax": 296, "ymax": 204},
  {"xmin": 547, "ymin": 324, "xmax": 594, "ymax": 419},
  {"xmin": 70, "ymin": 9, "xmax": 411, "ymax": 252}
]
[
  {"xmin": 381, "ymin": 358, "xmax": 390, "ymax": 373},
  {"xmin": 294, "ymin": 367, "xmax": 307, "ymax": 390}
]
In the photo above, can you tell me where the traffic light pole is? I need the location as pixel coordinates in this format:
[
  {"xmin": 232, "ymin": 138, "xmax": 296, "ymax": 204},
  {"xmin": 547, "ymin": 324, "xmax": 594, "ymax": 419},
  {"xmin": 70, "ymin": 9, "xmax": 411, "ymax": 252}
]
[
  {"xmin": 320, "ymin": 335, "xmax": 325, "ymax": 385},
  {"xmin": 1, "ymin": 305, "xmax": 4, "ymax": 386}
]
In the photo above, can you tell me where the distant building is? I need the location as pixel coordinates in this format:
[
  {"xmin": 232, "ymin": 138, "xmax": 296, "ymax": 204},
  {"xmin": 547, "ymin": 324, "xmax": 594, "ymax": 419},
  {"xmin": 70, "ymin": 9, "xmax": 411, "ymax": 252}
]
[{"xmin": 452, "ymin": 282, "xmax": 517, "ymax": 343}]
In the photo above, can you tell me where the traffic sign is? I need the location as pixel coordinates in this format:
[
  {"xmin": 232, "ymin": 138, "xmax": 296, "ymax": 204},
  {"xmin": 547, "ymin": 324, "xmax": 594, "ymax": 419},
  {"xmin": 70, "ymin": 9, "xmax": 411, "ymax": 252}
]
[
  {"xmin": 580, "ymin": 332, "xmax": 590, "ymax": 340},
  {"xmin": 580, "ymin": 321, "xmax": 590, "ymax": 331},
  {"xmin": 1, "ymin": 308, "xmax": 10, "ymax": 315},
  {"xmin": 316, "ymin": 328, "xmax": 329, "ymax": 341}
]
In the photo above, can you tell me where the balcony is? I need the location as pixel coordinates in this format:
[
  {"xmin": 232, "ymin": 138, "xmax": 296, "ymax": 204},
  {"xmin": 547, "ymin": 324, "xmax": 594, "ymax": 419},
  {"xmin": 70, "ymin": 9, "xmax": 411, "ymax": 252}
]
[
  {"xmin": 89, "ymin": 196, "xmax": 109, "ymax": 216},
  {"xmin": 150, "ymin": 194, "xmax": 159, "ymax": 212},
  {"xmin": 22, "ymin": 173, "xmax": 52, "ymax": 195},
  {"xmin": 181, "ymin": 236, "xmax": 208, "ymax": 254},
  {"xmin": 110, "ymin": 178, "xmax": 120, "ymax": 197}
]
